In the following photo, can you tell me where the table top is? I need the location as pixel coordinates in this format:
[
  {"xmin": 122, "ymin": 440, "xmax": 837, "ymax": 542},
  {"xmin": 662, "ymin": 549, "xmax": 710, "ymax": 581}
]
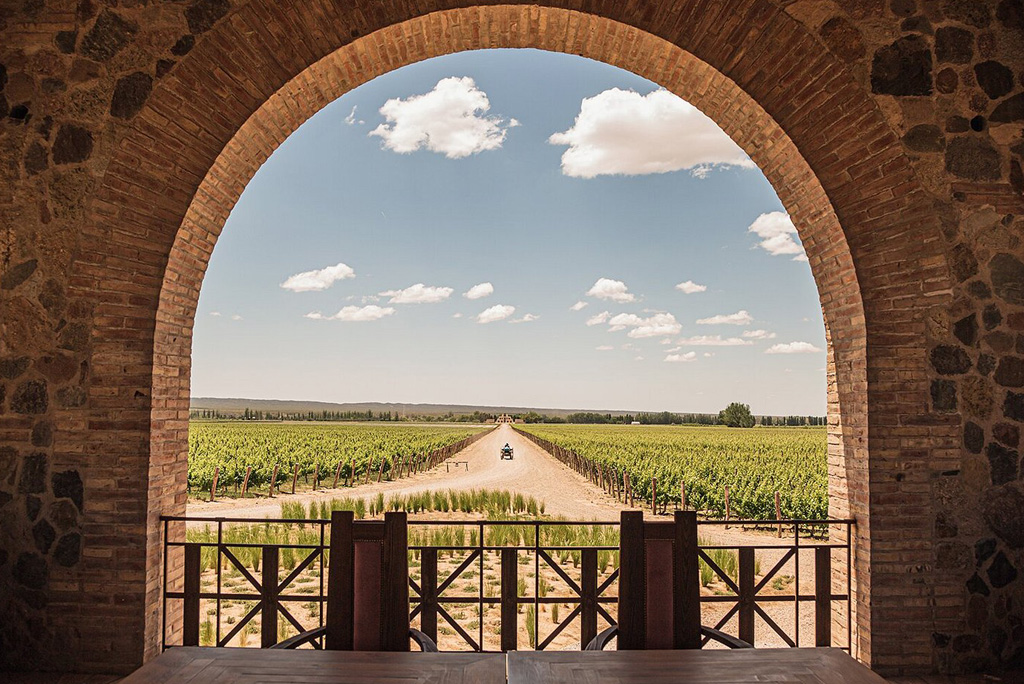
[
  {"xmin": 121, "ymin": 647, "xmax": 507, "ymax": 683},
  {"xmin": 507, "ymin": 648, "xmax": 888, "ymax": 683}
]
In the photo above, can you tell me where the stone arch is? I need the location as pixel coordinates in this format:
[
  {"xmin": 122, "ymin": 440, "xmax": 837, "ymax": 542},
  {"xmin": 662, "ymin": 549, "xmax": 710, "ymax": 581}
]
[{"xmin": 59, "ymin": 0, "xmax": 955, "ymax": 674}]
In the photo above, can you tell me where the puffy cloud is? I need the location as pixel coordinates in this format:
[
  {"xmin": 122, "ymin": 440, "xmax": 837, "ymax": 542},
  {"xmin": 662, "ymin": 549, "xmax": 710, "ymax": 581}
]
[
  {"xmin": 281, "ymin": 262, "xmax": 355, "ymax": 292},
  {"xmin": 586, "ymin": 311, "xmax": 611, "ymax": 326},
  {"xmin": 230, "ymin": 314, "xmax": 243, "ymax": 321},
  {"xmin": 600, "ymin": 312, "xmax": 681, "ymax": 338},
  {"xmin": 306, "ymin": 305, "xmax": 395, "ymax": 322},
  {"xmin": 665, "ymin": 352, "xmax": 698, "ymax": 363},
  {"xmin": 369, "ymin": 77, "xmax": 515, "ymax": 159},
  {"xmin": 586, "ymin": 278, "xmax": 635, "ymax": 303},
  {"xmin": 677, "ymin": 335, "xmax": 752, "ymax": 346},
  {"xmin": 627, "ymin": 313, "xmax": 682, "ymax": 339},
  {"xmin": 704, "ymin": 352, "xmax": 714, "ymax": 357},
  {"xmin": 675, "ymin": 280, "xmax": 707, "ymax": 294},
  {"xmin": 209, "ymin": 311, "xmax": 221, "ymax": 317},
  {"xmin": 742, "ymin": 329, "xmax": 777, "ymax": 340},
  {"xmin": 548, "ymin": 88, "xmax": 755, "ymax": 178},
  {"xmin": 509, "ymin": 313, "xmax": 539, "ymax": 324},
  {"xmin": 452, "ymin": 313, "xmax": 463, "ymax": 319},
  {"xmin": 696, "ymin": 310, "xmax": 753, "ymax": 326},
  {"xmin": 765, "ymin": 341, "xmax": 824, "ymax": 354},
  {"xmin": 666, "ymin": 346, "xmax": 681, "ymax": 353},
  {"xmin": 477, "ymin": 304, "xmax": 516, "ymax": 324},
  {"xmin": 380, "ymin": 284, "xmax": 454, "ymax": 304},
  {"xmin": 464, "ymin": 282, "xmax": 494, "ymax": 300},
  {"xmin": 570, "ymin": 300, "xmax": 588, "ymax": 311},
  {"xmin": 748, "ymin": 212, "xmax": 807, "ymax": 261},
  {"xmin": 596, "ymin": 345, "xmax": 615, "ymax": 351}
]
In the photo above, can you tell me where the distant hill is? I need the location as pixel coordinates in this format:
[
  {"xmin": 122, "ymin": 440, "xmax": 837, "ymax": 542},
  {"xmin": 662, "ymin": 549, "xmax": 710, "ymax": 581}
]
[{"xmin": 189, "ymin": 397, "xmax": 637, "ymax": 419}]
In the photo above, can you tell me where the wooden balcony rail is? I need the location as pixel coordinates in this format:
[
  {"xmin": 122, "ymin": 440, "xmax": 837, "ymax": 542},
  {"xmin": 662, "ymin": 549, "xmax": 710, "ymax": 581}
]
[{"xmin": 160, "ymin": 516, "xmax": 854, "ymax": 653}]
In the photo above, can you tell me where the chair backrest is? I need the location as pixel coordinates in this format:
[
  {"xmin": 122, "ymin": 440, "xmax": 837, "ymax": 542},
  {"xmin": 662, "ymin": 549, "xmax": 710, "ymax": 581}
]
[
  {"xmin": 325, "ymin": 510, "xmax": 410, "ymax": 651},
  {"xmin": 617, "ymin": 510, "xmax": 701, "ymax": 650}
]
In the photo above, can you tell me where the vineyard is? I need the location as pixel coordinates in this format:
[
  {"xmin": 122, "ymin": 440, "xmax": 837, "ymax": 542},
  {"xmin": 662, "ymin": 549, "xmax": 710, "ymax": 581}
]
[
  {"xmin": 516, "ymin": 424, "xmax": 827, "ymax": 520},
  {"xmin": 187, "ymin": 422, "xmax": 490, "ymax": 495}
]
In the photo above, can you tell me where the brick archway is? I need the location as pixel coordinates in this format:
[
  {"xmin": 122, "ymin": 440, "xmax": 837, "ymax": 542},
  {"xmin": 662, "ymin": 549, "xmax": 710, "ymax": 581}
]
[{"xmin": 63, "ymin": 0, "xmax": 953, "ymax": 675}]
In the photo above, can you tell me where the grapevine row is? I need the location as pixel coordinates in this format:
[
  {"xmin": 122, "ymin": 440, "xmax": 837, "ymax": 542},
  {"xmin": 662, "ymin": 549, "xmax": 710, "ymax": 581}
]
[{"xmin": 516, "ymin": 424, "xmax": 827, "ymax": 520}]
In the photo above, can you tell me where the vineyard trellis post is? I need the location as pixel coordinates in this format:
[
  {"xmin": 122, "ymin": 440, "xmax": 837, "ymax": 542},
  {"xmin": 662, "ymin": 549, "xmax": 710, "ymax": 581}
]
[
  {"xmin": 775, "ymin": 491, "xmax": 782, "ymax": 537},
  {"xmin": 241, "ymin": 466, "xmax": 251, "ymax": 498},
  {"xmin": 724, "ymin": 485, "xmax": 731, "ymax": 527},
  {"xmin": 680, "ymin": 482, "xmax": 686, "ymax": 511},
  {"xmin": 209, "ymin": 466, "xmax": 219, "ymax": 502},
  {"xmin": 291, "ymin": 464, "xmax": 299, "ymax": 494},
  {"xmin": 269, "ymin": 463, "xmax": 279, "ymax": 497},
  {"xmin": 312, "ymin": 463, "xmax": 319, "ymax": 491},
  {"xmin": 333, "ymin": 461, "xmax": 342, "ymax": 489}
]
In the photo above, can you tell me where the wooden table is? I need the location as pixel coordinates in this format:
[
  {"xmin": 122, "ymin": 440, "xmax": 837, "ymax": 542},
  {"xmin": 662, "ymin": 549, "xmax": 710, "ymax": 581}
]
[
  {"xmin": 121, "ymin": 647, "xmax": 506, "ymax": 683},
  {"xmin": 508, "ymin": 648, "xmax": 889, "ymax": 683}
]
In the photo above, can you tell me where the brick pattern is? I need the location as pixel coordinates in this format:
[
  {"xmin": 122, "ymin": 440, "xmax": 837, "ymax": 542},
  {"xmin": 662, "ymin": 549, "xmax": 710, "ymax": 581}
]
[{"xmin": 0, "ymin": 0, "xmax": 1021, "ymax": 677}]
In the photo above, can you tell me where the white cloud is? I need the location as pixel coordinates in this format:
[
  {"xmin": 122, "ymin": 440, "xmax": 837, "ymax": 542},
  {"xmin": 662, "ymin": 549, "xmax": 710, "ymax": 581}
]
[
  {"xmin": 704, "ymin": 352, "xmax": 714, "ymax": 357},
  {"xmin": 765, "ymin": 341, "xmax": 824, "ymax": 354},
  {"xmin": 596, "ymin": 345, "xmax": 614, "ymax": 351},
  {"xmin": 627, "ymin": 313, "xmax": 682, "ymax": 339},
  {"xmin": 600, "ymin": 312, "xmax": 681, "ymax": 338},
  {"xmin": 477, "ymin": 304, "xmax": 515, "ymax": 324},
  {"xmin": 677, "ymin": 335, "xmax": 752, "ymax": 346},
  {"xmin": 548, "ymin": 88, "xmax": 755, "ymax": 178},
  {"xmin": 660, "ymin": 339, "xmax": 673, "ymax": 345},
  {"xmin": 452, "ymin": 313, "xmax": 463, "ymax": 319},
  {"xmin": 306, "ymin": 305, "xmax": 395, "ymax": 322},
  {"xmin": 696, "ymin": 310, "xmax": 753, "ymax": 326},
  {"xmin": 464, "ymin": 282, "xmax": 494, "ymax": 300},
  {"xmin": 509, "ymin": 313, "xmax": 539, "ymax": 324},
  {"xmin": 369, "ymin": 77, "xmax": 515, "ymax": 159},
  {"xmin": 380, "ymin": 284, "xmax": 454, "ymax": 304},
  {"xmin": 675, "ymin": 280, "xmax": 707, "ymax": 294},
  {"xmin": 666, "ymin": 346, "xmax": 681, "ymax": 353},
  {"xmin": 231, "ymin": 314, "xmax": 243, "ymax": 321},
  {"xmin": 634, "ymin": 356, "xmax": 645, "ymax": 361},
  {"xmin": 281, "ymin": 262, "xmax": 356, "ymax": 292},
  {"xmin": 344, "ymin": 106, "xmax": 363, "ymax": 125},
  {"xmin": 586, "ymin": 311, "xmax": 611, "ymax": 326},
  {"xmin": 742, "ymin": 329, "xmax": 777, "ymax": 340},
  {"xmin": 209, "ymin": 311, "xmax": 221, "ymax": 317},
  {"xmin": 665, "ymin": 352, "xmax": 698, "ymax": 363},
  {"xmin": 747, "ymin": 212, "xmax": 807, "ymax": 261},
  {"xmin": 570, "ymin": 300, "xmax": 588, "ymax": 311},
  {"xmin": 586, "ymin": 278, "xmax": 635, "ymax": 303}
]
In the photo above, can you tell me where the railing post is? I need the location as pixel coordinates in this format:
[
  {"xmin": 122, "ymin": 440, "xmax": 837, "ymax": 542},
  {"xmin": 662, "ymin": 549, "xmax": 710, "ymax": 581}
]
[
  {"xmin": 183, "ymin": 543, "xmax": 201, "ymax": 647},
  {"xmin": 420, "ymin": 548, "xmax": 438, "ymax": 644},
  {"xmin": 581, "ymin": 548, "xmax": 598, "ymax": 649},
  {"xmin": 262, "ymin": 546, "xmax": 279, "ymax": 647},
  {"xmin": 815, "ymin": 547, "xmax": 832, "ymax": 647},
  {"xmin": 501, "ymin": 548, "xmax": 518, "ymax": 652},
  {"xmin": 738, "ymin": 547, "xmax": 755, "ymax": 645}
]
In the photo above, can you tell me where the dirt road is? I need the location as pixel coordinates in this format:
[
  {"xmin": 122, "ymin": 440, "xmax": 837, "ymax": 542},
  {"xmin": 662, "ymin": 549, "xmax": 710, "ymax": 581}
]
[{"xmin": 189, "ymin": 424, "xmax": 625, "ymax": 520}]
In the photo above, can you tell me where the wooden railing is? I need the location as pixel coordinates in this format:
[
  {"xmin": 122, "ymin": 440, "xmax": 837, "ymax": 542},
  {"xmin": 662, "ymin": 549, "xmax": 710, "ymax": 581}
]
[{"xmin": 160, "ymin": 516, "xmax": 854, "ymax": 653}]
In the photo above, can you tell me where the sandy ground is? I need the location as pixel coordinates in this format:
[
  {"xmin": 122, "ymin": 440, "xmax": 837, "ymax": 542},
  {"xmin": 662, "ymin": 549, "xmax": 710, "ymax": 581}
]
[{"xmin": 187, "ymin": 424, "xmax": 849, "ymax": 649}]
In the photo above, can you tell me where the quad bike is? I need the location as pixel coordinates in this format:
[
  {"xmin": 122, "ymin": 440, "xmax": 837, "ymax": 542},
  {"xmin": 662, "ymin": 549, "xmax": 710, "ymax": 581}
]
[{"xmin": 500, "ymin": 445, "xmax": 514, "ymax": 460}]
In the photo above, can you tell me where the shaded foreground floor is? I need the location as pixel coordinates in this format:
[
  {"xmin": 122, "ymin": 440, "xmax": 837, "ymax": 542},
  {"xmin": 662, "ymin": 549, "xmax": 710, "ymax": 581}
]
[{"xmin": 4, "ymin": 670, "xmax": 1013, "ymax": 682}]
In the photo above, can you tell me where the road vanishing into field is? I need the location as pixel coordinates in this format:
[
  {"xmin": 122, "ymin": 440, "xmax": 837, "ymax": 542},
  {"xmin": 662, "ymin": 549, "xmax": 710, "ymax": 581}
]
[{"xmin": 189, "ymin": 424, "xmax": 626, "ymax": 520}]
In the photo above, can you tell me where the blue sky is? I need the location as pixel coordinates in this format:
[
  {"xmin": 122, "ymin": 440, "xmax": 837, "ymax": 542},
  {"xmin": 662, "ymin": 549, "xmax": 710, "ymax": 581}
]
[{"xmin": 192, "ymin": 49, "xmax": 827, "ymax": 415}]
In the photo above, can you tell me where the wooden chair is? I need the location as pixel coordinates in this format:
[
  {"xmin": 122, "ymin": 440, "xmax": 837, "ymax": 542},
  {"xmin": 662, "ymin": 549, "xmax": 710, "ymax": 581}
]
[
  {"xmin": 587, "ymin": 510, "xmax": 753, "ymax": 651},
  {"xmin": 273, "ymin": 511, "xmax": 437, "ymax": 651}
]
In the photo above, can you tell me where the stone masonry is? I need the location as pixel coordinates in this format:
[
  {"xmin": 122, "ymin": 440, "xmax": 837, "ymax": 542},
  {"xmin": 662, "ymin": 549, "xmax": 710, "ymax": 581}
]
[{"xmin": 0, "ymin": 0, "xmax": 1022, "ymax": 677}]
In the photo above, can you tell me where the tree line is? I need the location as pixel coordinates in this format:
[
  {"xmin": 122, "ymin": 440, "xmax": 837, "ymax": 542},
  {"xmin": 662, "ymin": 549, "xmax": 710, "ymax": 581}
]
[{"xmin": 190, "ymin": 405, "xmax": 826, "ymax": 427}]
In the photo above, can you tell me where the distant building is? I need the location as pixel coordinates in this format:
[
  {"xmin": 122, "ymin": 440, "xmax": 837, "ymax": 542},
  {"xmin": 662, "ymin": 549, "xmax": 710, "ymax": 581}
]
[{"xmin": 497, "ymin": 414, "xmax": 514, "ymax": 424}]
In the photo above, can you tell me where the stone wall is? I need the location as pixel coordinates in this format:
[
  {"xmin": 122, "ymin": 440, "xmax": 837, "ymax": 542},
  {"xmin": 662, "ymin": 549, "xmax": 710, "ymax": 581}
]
[{"xmin": 0, "ymin": 0, "xmax": 1021, "ymax": 676}]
